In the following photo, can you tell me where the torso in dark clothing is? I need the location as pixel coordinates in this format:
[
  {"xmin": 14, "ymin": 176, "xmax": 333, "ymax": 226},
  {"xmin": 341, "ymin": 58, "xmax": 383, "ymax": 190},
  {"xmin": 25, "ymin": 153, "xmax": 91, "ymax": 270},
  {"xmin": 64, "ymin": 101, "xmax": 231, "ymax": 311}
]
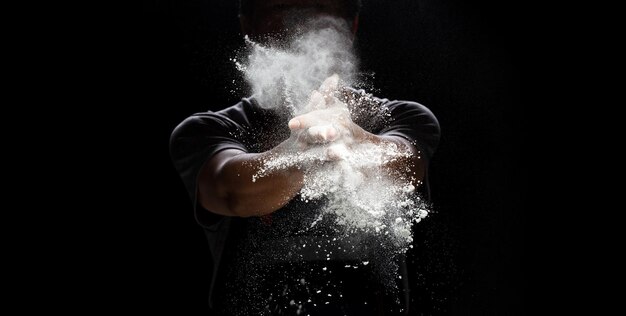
[{"xmin": 170, "ymin": 88, "xmax": 440, "ymax": 315}]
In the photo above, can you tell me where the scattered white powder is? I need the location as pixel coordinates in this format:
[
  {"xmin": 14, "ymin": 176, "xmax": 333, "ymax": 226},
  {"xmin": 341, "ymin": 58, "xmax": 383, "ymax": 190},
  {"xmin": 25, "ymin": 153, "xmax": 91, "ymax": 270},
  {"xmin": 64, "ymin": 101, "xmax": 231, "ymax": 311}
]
[
  {"xmin": 253, "ymin": 137, "xmax": 429, "ymax": 252},
  {"xmin": 236, "ymin": 17, "xmax": 357, "ymax": 116},
  {"xmin": 240, "ymin": 19, "xmax": 430, "ymax": 253},
  {"xmin": 234, "ymin": 15, "xmax": 432, "ymax": 314}
]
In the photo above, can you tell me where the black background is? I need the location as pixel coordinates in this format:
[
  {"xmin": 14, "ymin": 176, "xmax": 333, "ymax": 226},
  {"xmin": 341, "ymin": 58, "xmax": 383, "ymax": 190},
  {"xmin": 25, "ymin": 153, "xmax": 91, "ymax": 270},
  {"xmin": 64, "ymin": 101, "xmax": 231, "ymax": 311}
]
[{"xmin": 128, "ymin": 0, "xmax": 525, "ymax": 314}]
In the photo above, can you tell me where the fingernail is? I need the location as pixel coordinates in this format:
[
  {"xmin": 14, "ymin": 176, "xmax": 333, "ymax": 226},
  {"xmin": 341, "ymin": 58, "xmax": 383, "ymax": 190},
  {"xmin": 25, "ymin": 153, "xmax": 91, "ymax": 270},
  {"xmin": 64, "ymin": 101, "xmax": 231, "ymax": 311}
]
[
  {"xmin": 288, "ymin": 119, "xmax": 300, "ymax": 129},
  {"xmin": 327, "ymin": 127, "xmax": 337, "ymax": 140}
]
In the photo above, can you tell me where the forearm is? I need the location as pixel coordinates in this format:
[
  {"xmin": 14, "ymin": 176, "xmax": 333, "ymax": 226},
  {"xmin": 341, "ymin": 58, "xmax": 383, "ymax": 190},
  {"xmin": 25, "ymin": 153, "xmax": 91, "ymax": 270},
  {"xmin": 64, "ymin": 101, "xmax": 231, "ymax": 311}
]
[
  {"xmin": 220, "ymin": 152, "xmax": 304, "ymax": 216},
  {"xmin": 198, "ymin": 148, "xmax": 304, "ymax": 218}
]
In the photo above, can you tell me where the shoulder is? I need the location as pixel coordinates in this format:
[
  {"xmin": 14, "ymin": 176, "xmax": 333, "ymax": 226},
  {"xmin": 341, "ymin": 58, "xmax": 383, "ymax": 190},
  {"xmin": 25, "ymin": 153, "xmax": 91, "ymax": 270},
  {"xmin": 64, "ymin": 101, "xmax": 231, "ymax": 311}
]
[
  {"xmin": 170, "ymin": 98, "xmax": 259, "ymax": 140},
  {"xmin": 343, "ymin": 87, "xmax": 440, "ymax": 132},
  {"xmin": 384, "ymin": 99, "xmax": 440, "ymax": 130},
  {"xmin": 382, "ymin": 98, "xmax": 441, "ymax": 144},
  {"xmin": 345, "ymin": 88, "xmax": 441, "ymax": 157}
]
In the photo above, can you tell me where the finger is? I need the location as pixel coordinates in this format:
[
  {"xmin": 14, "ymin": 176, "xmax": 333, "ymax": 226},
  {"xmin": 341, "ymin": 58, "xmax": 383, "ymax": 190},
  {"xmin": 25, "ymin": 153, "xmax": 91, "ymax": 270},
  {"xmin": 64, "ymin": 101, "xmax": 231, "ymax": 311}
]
[
  {"xmin": 325, "ymin": 95, "xmax": 347, "ymax": 109},
  {"xmin": 319, "ymin": 74, "xmax": 339, "ymax": 96},
  {"xmin": 289, "ymin": 106, "xmax": 349, "ymax": 130},
  {"xmin": 325, "ymin": 143, "xmax": 349, "ymax": 161},
  {"xmin": 307, "ymin": 125, "xmax": 338, "ymax": 143},
  {"xmin": 306, "ymin": 90, "xmax": 325, "ymax": 110},
  {"xmin": 288, "ymin": 117, "xmax": 302, "ymax": 130},
  {"xmin": 288, "ymin": 113, "xmax": 322, "ymax": 130}
]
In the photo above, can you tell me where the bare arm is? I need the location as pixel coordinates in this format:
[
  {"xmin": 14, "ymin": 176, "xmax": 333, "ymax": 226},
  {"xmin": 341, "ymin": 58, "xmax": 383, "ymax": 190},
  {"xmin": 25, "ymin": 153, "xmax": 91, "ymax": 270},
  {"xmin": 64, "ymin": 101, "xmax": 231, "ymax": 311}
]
[
  {"xmin": 197, "ymin": 144, "xmax": 304, "ymax": 218},
  {"xmin": 197, "ymin": 133, "xmax": 423, "ymax": 218},
  {"xmin": 197, "ymin": 75, "xmax": 424, "ymax": 218}
]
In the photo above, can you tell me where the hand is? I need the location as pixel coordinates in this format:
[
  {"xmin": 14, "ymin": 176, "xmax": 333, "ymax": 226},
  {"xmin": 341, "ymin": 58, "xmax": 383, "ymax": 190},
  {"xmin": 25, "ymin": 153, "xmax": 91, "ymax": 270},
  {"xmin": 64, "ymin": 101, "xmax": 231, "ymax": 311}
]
[{"xmin": 286, "ymin": 74, "xmax": 374, "ymax": 159}]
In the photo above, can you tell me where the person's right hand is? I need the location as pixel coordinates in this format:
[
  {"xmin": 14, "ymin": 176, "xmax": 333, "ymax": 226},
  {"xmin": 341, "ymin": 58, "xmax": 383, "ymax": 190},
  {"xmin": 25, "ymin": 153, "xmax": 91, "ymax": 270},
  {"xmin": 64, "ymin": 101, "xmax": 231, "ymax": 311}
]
[
  {"xmin": 277, "ymin": 74, "xmax": 371, "ymax": 163},
  {"xmin": 285, "ymin": 74, "xmax": 348, "ymax": 152}
]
